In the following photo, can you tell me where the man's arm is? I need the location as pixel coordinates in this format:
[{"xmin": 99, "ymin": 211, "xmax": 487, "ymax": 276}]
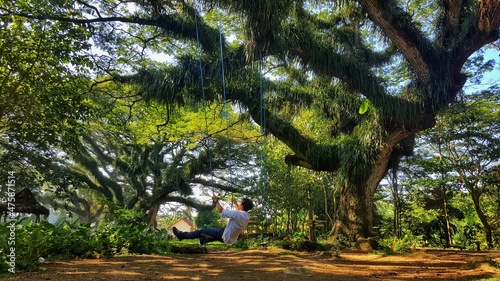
[
  {"xmin": 212, "ymin": 194, "xmax": 223, "ymax": 213},
  {"xmin": 231, "ymin": 196, "xmax": 240, "ymax": 209}
]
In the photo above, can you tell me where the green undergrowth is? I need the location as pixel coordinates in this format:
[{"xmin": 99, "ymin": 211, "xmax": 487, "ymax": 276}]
[
  {"xmin": 0, "ymin": 219, "xmax": 274, "ymax": 274},
  {"xmin": 0, "ymin": 218, "xmax": 173, "ymax": 273},
  {"xmin": 170, "ymin": 239, "xmax": 229, "ymax": 250},
  {"xmin": 2, "ymin": 219, "xmax": 377, "ymax": 274}
]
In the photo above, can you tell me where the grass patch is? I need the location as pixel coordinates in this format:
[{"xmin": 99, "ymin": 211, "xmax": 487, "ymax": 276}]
[{"xmin": 169, "ymin": 239, "xmax": 229, "ymax": 250}]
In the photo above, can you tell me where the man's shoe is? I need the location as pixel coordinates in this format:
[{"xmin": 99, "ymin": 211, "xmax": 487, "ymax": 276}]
[{"xmin": 172, "ymin": 227, "xmax": 183, "ymax": 241}]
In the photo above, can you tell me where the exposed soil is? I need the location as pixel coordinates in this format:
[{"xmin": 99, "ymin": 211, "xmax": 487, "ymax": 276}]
[{"xmin": 4, "ymin": 249, "xmax": 500, "ymax": 281}]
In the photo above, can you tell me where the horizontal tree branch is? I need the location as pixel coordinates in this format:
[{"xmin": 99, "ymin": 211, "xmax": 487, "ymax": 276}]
[{"xmin": 0, "ymin": 8, "xmax": 222, "ymax": 53}]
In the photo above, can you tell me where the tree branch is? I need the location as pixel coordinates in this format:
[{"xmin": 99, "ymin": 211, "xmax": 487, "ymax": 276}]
[
  {"xmin": 359, "ymin": 0, "xmax": 433, "ymax": 82},
  {"xmin": 159, "ymin": 196, "xmax": 214, "ymax": 211},
  {"xmin": 443, "ymin": 0, "xmax": 463, "ymax": 29},
  {"xmin": 75, "ymin": 0, "xmax": 102, "ymax": 18},
  {"xmin": 0, "ymin": 8, "xmax": 221, "ymax": 53},
  {"xmin": 190, "ymin": 178, "xmax": 246, "ymax": 193}
]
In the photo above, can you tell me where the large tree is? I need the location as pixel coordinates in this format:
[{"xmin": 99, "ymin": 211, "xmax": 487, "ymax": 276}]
[
  {"xmin": 61, "ymin": 87, "xmax": 260, "ymax": 223},
  {"xmin": 2, "ymin": 0, "xmax": 499, "ymax": 240}
]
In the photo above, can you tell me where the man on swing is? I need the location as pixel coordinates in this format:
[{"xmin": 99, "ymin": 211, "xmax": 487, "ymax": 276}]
[{"xmin": 172, "ymin": 194, "xmax": 254, "ymax": 246}]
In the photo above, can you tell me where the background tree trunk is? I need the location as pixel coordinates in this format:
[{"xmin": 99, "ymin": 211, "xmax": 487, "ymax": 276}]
[
  {"xmin": 471, "ymin": 192, "xmax": 493, "ymax": 249},
  {"xmin": 148, "ymin": 204, "xmax": 159, "ymax": 227}
]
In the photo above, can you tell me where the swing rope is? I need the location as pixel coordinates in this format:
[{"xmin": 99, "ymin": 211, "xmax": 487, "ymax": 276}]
[
  {"xmin": 257, "ymin": 51, "xmax": 269, "ymax": 239},
  {"xmin": 194, "ymin": 6, "xmax": 266, "ymax": 209},
  {"xmin": 258, "ymin": 51, "xmax": 268, "ymax": 205},
  {"xmin": 218, "ymin": 12, "xmax": 234, "ymax": 202},
  {"xmin": 195, "ymin": 6, "xmax": 234, "ymax": 201},
  {"xmin": 194, "ymin": 9, "xmax": 214, "ymax": 188}
]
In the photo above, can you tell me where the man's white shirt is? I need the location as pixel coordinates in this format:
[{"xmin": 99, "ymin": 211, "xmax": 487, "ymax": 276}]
[{"xmin": 220, "ymin": 209, "xmax": 250, "ymax": 245}]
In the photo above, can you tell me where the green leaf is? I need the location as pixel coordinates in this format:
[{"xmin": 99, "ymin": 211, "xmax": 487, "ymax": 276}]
[{"xmin": 359, "ymin": 99, "xmax": 370, "ymax": 114}]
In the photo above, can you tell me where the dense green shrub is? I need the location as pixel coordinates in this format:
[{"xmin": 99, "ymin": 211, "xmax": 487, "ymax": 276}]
[
  {"xmin": 377, "ymin": 234, "xmax": 425, "ymax": 254},
  {"xmin": 101, "ymin": 223, "xmax": 171, "ymax": 255},
  {"xmin": 1, "ymin": 218, "xmax": 96, "ymax": 272},
  {"xmin": 0, "ymin": 217, "xmax": 171, "ymax": 273}
]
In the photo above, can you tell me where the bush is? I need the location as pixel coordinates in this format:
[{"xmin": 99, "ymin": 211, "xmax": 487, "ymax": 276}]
[
  {"xmin": 0, "ymin": 218, "xmax": 172, "ymax": 273},
  {"xmin": 102, "ymin": 223, "xmax": 171, "ymax": 255},
  {"xmin": 1, "ymin": 218, "xmax": 96, "ymax": 272},
  {"xmin": 377, "ymin": 234, "xmax": 425, "ymax": 254}
]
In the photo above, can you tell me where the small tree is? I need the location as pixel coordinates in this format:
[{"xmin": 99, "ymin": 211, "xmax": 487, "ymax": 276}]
[
  {"xmin": 421, "ymin": 91, "xmax": 500, "ymax": 249},
  {"xmin": 195, "ymin": 209, "xmax": 224, "ymax": 228}
]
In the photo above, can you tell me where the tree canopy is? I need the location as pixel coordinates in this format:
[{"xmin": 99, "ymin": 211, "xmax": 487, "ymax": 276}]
[{"xmin": 1, "ymin": 0, "xmax": 499, "ymax": 240}]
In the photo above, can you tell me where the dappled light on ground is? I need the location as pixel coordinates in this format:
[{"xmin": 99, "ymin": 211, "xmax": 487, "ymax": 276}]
[{"xmin": 3, "ymin": 249, "xmax": 500, "ymax": 280}]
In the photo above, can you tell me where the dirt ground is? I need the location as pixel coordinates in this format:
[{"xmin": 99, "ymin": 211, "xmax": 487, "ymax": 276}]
[{"xmin": 3, "ymin": 249, "xmax": 500, "ymax": 281}]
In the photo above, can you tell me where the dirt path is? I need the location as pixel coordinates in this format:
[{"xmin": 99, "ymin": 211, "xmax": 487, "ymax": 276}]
[{"xmin": 3, "ymin": 249, "xmax": 500, "ymax": 280}]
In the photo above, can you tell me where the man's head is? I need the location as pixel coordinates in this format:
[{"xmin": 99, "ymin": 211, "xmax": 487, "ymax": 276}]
[{"xmin": 241, "ymin": 198, "xmax": 253, "ymax": 212}]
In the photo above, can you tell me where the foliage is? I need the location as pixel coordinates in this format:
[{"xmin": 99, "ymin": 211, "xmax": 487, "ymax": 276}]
[
  {"xmin": 48, "ymin": 83, "xmax": 260, "ymax": 222},
  {"xmin": 195, "ymin": 208, "xmax": 224, "ymax": 228},
  {"xmin": 256, "ymin": 137, "xmax": 331, "ymax": 237},
  {"xmin": 0, "ymin": 9, "xmax": 94, "ymax": 201},
  {"xmin": 377, "ymin": 234, "xmax": 425, "ymax": 254},
  {"xmin": 0, "ymin": 218, "xmax": 96, "ymax": 272},
  {"xmin": 0, "ymin": 217, "xmax": 171, "ymax": 273},
  {"xmin": 375, "ymin": 89, "xmax": 500, "ymax": 249},
  {"xmin": 411, "ymin": 90, "xmax": 500, "ymax": 248},
  {"xmin": 95, "ymin": 222, "xmax": 170, "ymax": 255},
  {"xmin": 39, "ymin": 187, "xmax": 108, "ymax": 225},
  {"xmin": 103, "ymin": 201, "xmax": 147, "ymax": 226},
  {"xmin": 103, "ymin": 0, "xmax": 499, "ymax": 239},
  {"xmin": 1, "ymin": 0, "xmax": 499, "ymax": 241},
  {"xmin": 0, "ymin": 10, "xmax": 92, "ymax": 150}
]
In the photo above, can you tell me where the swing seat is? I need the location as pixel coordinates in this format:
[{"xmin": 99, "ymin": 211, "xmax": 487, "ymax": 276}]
[{"xmin": 171, "ymin": 245, "xmax": 208, "ymax": 254}]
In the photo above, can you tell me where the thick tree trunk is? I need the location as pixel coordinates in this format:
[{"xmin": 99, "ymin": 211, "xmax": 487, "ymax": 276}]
[
  {"xmin": 332, "ymin": 181, "xmax": 373, "ymax": 240},
  {"xmin": 331, "ymin": 163, "xmax": 388, "ymax": 240},
  {"xmin": 331, "ymin": 131, "xmax": 410, "ymax": 240}
]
